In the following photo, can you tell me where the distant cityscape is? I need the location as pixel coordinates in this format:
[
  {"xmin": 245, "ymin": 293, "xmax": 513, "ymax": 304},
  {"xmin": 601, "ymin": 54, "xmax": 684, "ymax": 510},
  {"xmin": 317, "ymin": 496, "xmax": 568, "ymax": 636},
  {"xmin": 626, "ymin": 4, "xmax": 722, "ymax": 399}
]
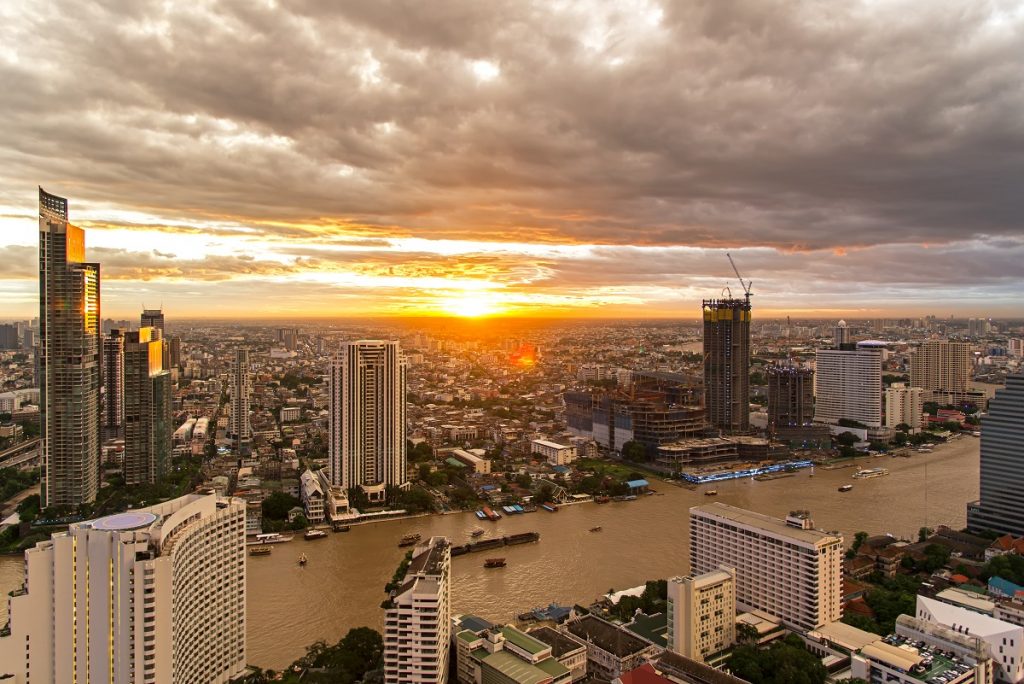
[{"xmin": 1, "ymin": 190, "xmax": 1024, "ymax": 683}]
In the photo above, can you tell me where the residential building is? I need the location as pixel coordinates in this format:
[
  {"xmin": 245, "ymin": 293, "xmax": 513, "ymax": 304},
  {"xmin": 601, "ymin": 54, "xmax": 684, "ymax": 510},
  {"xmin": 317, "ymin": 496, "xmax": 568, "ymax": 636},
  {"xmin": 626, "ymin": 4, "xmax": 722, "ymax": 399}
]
[
  {"xmin": 834, "ymin": 320, "xmax": 852, "ymax": 347},
  {"xmin": 968, "ymin": 374, "xmax": 1024, "ymax": 536},
  {"xmin": 228, "ymin": 347, "xmax": 252, "ymax": 455},
  {"xmin": 329, "ymin": 340, "xmax": 408, "ymax": 492},
  {"xmin": 702, "ymin": 298, "xmax": 751, "ymax": 433},
  {"xmin": 451, "ymin": 448, "xmax": 491, "ymax": 474},
  {"xmin": 561, "ymin": 615, "xmax": 660, "ymax": 681},
  {"xmin": 666, "ymin": 567, "xmax": 736, "ymax": 662},
  {"xmin": 916, "ymin": 595, "xmax": 1022, "ymax": 683},
  {"xmin": 280, "ymin": 406, "xmax": 302, "ymax": 422},
  {"xmin": 102, "ymin": 328, "xmax": 125, "ymax": 439},
  {"xmin": 885, "ymin": 382, "xmax": 924, "ymax": 430},
  {"xmin": 300, "ymin": 468, "xmax": 325, "ymax": 523},
  {"xmin": 1009, "ymin": 339, "xmax": 1023, "ymax": 359},
  {"xmin": 766, "ymin": 364, "xmax": 813, "ymax": 432},
  {"xmin": 689, "ymin": 503, "xmax": 844, "ymax": 631},
  {"xmin": 0, "ymin": 492, "xmax": 247, "ymax": 684},
  {"xmin": 531, "ymin": 439, "xmax": 576, "ymax": 466},
  {"xmin": 38, "ymin": 187, "xmax": 101, "ymax": 508},
  {"xmin": 813, "ymin": 345, "xmax": 883, "ymax": 427},
  {"xmin": 911, "ymin": 340, "xmax": 973, "ymax": 403},
  {"xmin": 123, "ymin": 327, "xmax": 172, "ymax": 485},
  {"xmin": 0, "ymin": 323, "xmax": 18, "ymax": 349},
  {"xmin": 384, "ymin": 536, "xmax": 451, "ymax": 684}
]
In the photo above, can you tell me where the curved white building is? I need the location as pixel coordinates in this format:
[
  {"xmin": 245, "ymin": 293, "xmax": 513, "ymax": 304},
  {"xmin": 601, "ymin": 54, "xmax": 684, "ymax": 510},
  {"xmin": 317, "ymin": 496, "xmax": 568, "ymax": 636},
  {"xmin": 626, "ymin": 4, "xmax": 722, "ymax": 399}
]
[{"xmin": 0, "ymin": 493, "xmax": 247, "ymax": 684}]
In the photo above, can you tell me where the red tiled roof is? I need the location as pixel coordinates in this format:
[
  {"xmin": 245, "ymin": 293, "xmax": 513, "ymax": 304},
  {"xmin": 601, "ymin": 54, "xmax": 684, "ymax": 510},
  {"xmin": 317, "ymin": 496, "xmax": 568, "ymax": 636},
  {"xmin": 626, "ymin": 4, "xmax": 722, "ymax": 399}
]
[{"xmin": 617, "ymin": 663, "xmax": 674, "ymax": 684}]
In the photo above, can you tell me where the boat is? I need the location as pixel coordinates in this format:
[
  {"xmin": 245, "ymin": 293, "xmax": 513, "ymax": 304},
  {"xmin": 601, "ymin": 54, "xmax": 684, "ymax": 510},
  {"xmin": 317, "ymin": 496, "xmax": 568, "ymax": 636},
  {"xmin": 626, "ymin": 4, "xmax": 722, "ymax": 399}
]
[
  {"xmin": 249, "ymin": 546, "xmax": 272, "ymax": 556},
  {"xmin": 503, "ymin": 532, "xmax": 540, "ymax": 545},
  {"xmin": 247, "ymin": 532, "xmax": 294, "ymax": 546},
  {"xmin": 542, "ymin": 503, "xmax": 558, "ymax": 512},
  {"xmin": 398, "ymin": 533, "xmax": 422, "ymax": 548},
  {"xmin": 298, "ymin": 553, "xmax": 307, "ymax": 566},
  {"xmin": 304, "ymin": 529, "xmax": 328, "ymax": 540},
  {"xmin": 589, "ymin": 526, "xmax": 602, "ymax": 532},
  {"xmin": 595, "ymin": 496, "xmax": 610, "ymax": 504},
  {"xmin": 704, "ymin": 490, "xmax": 718, "ymax": 496},
  {"xmin": 484, "ymin": 558, "xmax": 507, "ymax": 568},
  {"xmin": 470, "ymin": 529, "xmax": 485, "ymax": 538},
  {"xmin": 335, "ymin": 525, "xmax": 351, "ymax": 532},
  {"xmin": 838, "ymin": 484, "xmax": 854, "ymax": 492},
  {"xmin": 853, "ymin": 467, "xmax": 889, "ymax": 480},
  {"xmin": 475, "ymin": 510, "xmax": 487, "ymax": 520},
  {"xmin": 482, "ymin": 506, "xmax": 502, "ymax": 521}
]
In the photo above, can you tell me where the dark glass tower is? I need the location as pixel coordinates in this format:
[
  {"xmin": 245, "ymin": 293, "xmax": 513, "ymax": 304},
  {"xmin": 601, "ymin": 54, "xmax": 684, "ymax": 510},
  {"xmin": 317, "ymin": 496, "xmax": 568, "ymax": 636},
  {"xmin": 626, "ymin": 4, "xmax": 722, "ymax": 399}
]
[
  {"xmin": 968, "ymin": 374, "xmax": 1024, "ymax": 535},
  {"xmin": 123, "ymin": 328, "xmax": 172, "ymax": 485},
  {"xmin": 702, "ymin": 298, "xmax": 751, "ymax": 433}
]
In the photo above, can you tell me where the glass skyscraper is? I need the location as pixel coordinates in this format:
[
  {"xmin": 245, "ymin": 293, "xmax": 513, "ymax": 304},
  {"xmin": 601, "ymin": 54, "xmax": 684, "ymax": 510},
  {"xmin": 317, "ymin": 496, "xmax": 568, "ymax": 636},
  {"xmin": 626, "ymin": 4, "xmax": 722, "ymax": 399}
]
[{"xmin": 968, "ymin": 374, "xmax": 1024, "ymax": 536}]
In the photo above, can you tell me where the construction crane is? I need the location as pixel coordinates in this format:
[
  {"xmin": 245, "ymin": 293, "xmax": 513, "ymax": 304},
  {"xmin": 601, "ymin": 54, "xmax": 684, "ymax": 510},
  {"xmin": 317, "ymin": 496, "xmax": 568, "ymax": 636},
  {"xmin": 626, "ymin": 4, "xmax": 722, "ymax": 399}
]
[{"xmin": 726, "ymin": 252, "xmax": 753, "ymax": 303}]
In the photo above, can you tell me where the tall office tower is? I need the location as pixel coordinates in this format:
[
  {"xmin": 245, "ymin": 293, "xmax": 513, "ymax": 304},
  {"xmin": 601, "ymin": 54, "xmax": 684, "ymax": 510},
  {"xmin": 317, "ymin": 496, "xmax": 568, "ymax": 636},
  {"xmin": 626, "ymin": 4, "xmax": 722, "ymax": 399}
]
[
  {"xmin": 667, "ymin": 567, "xmax": 737, "ymax": 662},
  {"xmin": 383, "ymin": 536, "xmax": 451, "ymax": 684},
  {"xmin": 0, "ymin": 323, "xmax": 18, "ymax": 349},
  {"xmin": 766, "ymin": 365, "xmax": 814, "ymax": 432},
  {"xmin": 910, "ymin": 340, "xmax": 972, "ymax": 403},
  {"xmin": 702, "ymin": 298, "xmax": 751, "ymax": 433},
  {"xmin": 123, "ymin": 328, "xmax": 172, "ymax": 485},
  {"xmin": 968, "ymin": 374, "xmax": 1024, "ymax": 536},
  {"xmin": 0, "ymin": 492, "xmax": 247, "ymax": 684},
  {"xmin": 834, "ymin": 320, "xmax": 852, "ymax": 347},
  {"xmin": 227, "ymin": 347, "xmax": 252, "ymax": 455},
  {"xmin": 22, "ymin": 327, "xmax": 35, "ymax": 349},
  {"xmin": 884, "ymin": 383, "xmax": 924, "ymax": 431},
  {"xmin": 102, "ymin": 329, "xmax": 125, "ymax": 439},
  {"xmin": 168, "ymin": 336, "xmax": 181, "ymax": 368},
  {"xmin": 140, "ymin": 308, "xmax": 164, "ymax": 331},
  {"xmin": 813, "ymin": 346, "xmax": 883, "ymax": 427},
  {"xmin": 38, "ymin": 187, "xmax": 101, "ymax": 508},
  {"xmin": 690, "ymin": 503, "xmax": 843, "ymax": 631},
  {"xmin": 329, "ymin": 340, "xmax": 408, "ymax": 492}
]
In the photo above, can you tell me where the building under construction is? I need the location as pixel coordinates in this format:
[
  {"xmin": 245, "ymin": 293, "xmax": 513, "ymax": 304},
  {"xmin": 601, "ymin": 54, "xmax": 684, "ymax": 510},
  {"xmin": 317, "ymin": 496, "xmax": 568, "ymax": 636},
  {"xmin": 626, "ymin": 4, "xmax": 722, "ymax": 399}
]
[{"xmin": 702, "ymin": 298, "xmax": 751, "ymax": 434}]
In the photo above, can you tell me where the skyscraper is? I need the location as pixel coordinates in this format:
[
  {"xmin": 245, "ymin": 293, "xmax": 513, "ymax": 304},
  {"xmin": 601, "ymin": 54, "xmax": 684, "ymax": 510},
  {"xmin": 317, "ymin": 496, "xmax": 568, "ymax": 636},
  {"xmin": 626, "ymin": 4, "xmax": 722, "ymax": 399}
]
[
  {"xmin": 102, "ymin": 329, "xmax": 125, "ymax": 439},
  {"xmin": 968, "ymin": 374, "xmax": 1024, "ymax": 536},
  {"xmin": 227, "ymin": 347, "xmax": 252, "ymax": 455},
  {"xmin": 329, "ymin": 340, "xmax": 408, "ymax": 494},
  {"xmin": 910, "ymin": 339, "xmax": 973, "ymax": 404},
  {"xmin": 834, "ymin": 320, "xmax": 852, "ymax": 347},
  {"xmin": 813, "ymin": 345, "xmax": 883, "ymax": 427},
  {"xmin": 38, "ymin": 187, "xmax": 101, "ymax": 508},
  {"xmin": 766, "ymin": 364, "xmax": 814, "ymax": 431},
  {"xmin": 140, "ymin": 308, "xmax": 165, "ymax": 331},
  {"xmin": 123, "ymin": 327, "xmax": 172, "ymax": 485},
  {"xmin": 0, "ymin": 492, "xmax": 248, "ymax": 684},
  {"xmin": 702, "ymin": 298, "xmax": 751, "ymax": 433}
]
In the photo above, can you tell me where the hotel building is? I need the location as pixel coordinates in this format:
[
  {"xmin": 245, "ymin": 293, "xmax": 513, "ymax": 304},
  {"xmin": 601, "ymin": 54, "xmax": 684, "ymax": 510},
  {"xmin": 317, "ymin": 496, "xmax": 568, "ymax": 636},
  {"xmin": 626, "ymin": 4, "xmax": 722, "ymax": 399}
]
[
  {"xmin": 813, "ymin": 345, "xmax": 883, "ymax": 427},
  {"xmin": 689, "ymin": 503, "xmax": 843, "ymax": 631},
  {"xmin": 667, "ymin": 566, "xmax": 736, "ymax": 662}
]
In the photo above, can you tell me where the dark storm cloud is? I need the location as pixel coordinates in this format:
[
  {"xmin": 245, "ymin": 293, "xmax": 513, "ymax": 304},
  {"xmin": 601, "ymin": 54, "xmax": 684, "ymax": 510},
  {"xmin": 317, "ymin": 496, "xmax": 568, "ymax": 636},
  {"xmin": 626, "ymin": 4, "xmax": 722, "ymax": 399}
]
[{"xmin": 1, "ymin": 0, "xmax": 1022, "ymax": 250}]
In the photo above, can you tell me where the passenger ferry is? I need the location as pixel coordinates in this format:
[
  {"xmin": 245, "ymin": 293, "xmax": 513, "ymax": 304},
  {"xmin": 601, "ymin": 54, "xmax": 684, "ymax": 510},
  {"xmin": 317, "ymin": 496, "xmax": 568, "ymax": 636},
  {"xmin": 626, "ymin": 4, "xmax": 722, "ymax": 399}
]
[
  {"xmin": 853, "ymin": 467, "xmax": 889, "ymax": 479},
  {"xmin": 249, "ymin": 546, "xmax": 272, "ymax": 556},
  {"xmin": 304, "ymin": 529, "xmax": 329, "ymax": 540},
  {"xmin": 247, "ymin": 532, "xmax": 294, "ymax": 546},
  {"xmin": 398, "ymin": 533, "xmax": 422, "ymax": 548}
]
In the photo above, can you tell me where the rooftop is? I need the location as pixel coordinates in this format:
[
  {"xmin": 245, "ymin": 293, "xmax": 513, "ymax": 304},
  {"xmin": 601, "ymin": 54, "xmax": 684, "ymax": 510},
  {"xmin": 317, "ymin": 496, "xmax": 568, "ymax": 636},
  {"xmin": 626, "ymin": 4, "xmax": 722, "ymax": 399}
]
[
  {"xmin": 691, "ymin": 502, "xmax": 841, "ymax": 546},
  {"xmin": 480, "ymin": 650, "xmax": 553, "ymax": 684},
  {"xmin": 88, "ymin": 511, "xmax": 158, "ymax": 531},
  {"xmin": 502, "ymin": 626, "xmax": 551, "ymax": 656},
  {"xmin": 564, "ymin": 615, "xmax": 652, "ymax": 658},
  {"xmin": 527, "ymin": 626, "xmax": 586, "ymax": 658},
  {"xmin": 652, "ymin": 650, "xmax": 749, "ymax": 684}
]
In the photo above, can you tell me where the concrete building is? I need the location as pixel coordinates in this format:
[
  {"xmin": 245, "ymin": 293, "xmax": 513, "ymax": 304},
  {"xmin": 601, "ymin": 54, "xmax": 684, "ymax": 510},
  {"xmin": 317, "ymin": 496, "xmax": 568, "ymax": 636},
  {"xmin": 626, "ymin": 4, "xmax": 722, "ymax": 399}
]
[
  {"xmin": 666, "ymin": 567, "xmax": 736, "ymax": 662},
  {"xmin": 227, "ymin": 347, "xmax": 252, "ymax": 455},
  {"xmin": 102, "ymin": 328, "xmax": 125, "ymax": 439},
  {"xmin": 1010, "ymin": 339, "xmax": 1023, "ymax": 359},
  {"xmin": 140, "ymin": 308, "xmax": 165, "ymax": 332},
  {"xmin": 885, "ymin": 382, "xmax": 924, "ymax": 431},
  {"xmin": 834, "ymin": 320, "xmax": 852, "ymax": 347},
  {"xmin": 527, "ymin": 626, "xmax": 589, "ymax": 682},
  {"xmin": 0, "ymin": 493, "xmax": 247, "ymax": 684},
  {"xmin": 280, "ymin": 406, "xmax": 302, "ymax": 422},
  {"xmin": 531, "ymin": 439, "xmax": 576, "ymax": 466},
  {"xmin": 384, "ymin": 536, "xmax": 451, "ymax": 684},
  {"xmin": 813, "ymin": 345, "xmax": 883, "ymax": 427},
  {"xmin": 300, "ymin": 468, "xmax": 325, "ymax": 523},
  {"xmin": 451, "ymin": 448, "xmax": 491, "ymax": 474},
  {"xmin": 38, "ymin": 187, "xmax": 101, "ymax": 508},
  {"xmin": 702, "ymin": 298, "xmax": 751, "ymax": 433},
  {"xmin": 766, "ymin": 364, "xmax": 814, "ymax": 433},
  {"xmin": 123, "ymin": 328, "xmax": 172, "ymax": 485},
  {"xmin": 689, "ymin": 503, "xmax": 843, "ymax": 631},
  {"xmin": 0, "ymin": 323, "xmax": 18, "ymax": 349},
  {"xmin": 329, "ymin": 341, "xmax": 408, "ymax": 492},
  {"xmin": 916, "ymin": 595, "xmax": 1023, "ymax": 683},
  {"xmin": 454, "ymin": 624, "xmax": 572, "ymax": 684},
  {"xmin": 562, "ymin": 615, "xmax": 660, "ymax": 681},
  {"xmin": 911, "ymin": 340, "xmax": 973, "ymax": 403},
  {"xmin": 968, "ymin": 375, "xmax": 1024, "ymax": 536}
]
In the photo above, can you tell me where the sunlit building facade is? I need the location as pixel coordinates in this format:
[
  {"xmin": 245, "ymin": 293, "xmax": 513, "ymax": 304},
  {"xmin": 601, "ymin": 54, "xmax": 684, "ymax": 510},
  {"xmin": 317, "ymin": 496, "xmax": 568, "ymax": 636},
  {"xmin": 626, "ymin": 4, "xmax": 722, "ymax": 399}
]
[
  {"xmin": 703, "ymin": 298, "xmax": 751, "ymax": 433},
  {"xmin": 123, "ymin": 327, "xmax": 172, "ymax": 485}
]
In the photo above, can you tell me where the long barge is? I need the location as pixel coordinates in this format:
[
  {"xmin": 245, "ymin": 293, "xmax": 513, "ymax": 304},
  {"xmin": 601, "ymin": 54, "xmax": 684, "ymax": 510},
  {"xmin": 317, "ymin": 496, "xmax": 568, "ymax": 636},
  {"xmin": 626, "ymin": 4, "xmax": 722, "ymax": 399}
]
[{"xmin": 450, "ymin": 531, "xmax": 540, "ymax": 557}]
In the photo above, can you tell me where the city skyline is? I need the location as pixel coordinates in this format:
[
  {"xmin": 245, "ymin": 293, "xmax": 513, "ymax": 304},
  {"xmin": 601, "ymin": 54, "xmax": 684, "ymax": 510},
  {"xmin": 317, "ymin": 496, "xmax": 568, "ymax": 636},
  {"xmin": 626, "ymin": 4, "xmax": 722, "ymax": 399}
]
[{"xmin": 2, "ymin": 1, "xmax": 1023, "ymax": 319}]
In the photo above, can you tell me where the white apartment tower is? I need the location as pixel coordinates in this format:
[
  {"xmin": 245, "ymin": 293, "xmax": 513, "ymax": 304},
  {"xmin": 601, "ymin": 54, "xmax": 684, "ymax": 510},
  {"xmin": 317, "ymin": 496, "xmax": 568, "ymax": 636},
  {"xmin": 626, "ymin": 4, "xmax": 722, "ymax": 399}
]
[
  {"xmin": 329, "ymin": 340, "xmax": 408, "ymax": 491},
  {"xmin": 228, "ymin": 347, "xmax": 252, "ymax": 455},
  {"xmin": 384, "ymin": 536, "xmax": 451, "ymax": 684},
  {"xmin": 0, "ymin": 493, "xmax": 247, "ymax": 684},
  {"xmin": 667, "ymin": 566, "xmax": 737, "ymax": 662},
  {"xmin": 834, "ymin": 320, "xmax": 852, "ymax": 347},
  {"xmin": 690, "ymin": 503, "xmax": 844, "ymax": 631},
  {"xmin": 885, "ymin": 383, "xmax": 924, "ymax": 431},
  {"xmin": 813, "ymin": 345, "xmax": 883, "ymax": 427}
]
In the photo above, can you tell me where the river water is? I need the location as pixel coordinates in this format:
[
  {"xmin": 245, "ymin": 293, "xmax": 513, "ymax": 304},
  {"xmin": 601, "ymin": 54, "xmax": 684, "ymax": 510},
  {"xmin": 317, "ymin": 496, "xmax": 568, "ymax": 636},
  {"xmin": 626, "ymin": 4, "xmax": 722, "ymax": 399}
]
[{"xmin": 0, "ymin": 436, "xmax": 979, "ymax": 670}]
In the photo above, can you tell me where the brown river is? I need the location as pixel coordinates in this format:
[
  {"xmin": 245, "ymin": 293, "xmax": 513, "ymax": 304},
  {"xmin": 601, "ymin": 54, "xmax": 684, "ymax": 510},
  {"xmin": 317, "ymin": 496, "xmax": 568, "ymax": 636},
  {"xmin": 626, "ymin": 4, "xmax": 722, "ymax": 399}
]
[{"xmin": 0, "ymin": 437, "xmax": 979, "ymax": 670}]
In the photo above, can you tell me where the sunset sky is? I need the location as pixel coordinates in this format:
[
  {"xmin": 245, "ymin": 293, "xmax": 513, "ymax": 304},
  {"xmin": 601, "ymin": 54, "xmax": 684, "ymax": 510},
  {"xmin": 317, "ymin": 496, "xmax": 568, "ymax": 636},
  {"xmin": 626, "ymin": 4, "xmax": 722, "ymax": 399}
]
[{"xmin": 1, "ymin": 0, "xmax": 1022, "ymax": 319}]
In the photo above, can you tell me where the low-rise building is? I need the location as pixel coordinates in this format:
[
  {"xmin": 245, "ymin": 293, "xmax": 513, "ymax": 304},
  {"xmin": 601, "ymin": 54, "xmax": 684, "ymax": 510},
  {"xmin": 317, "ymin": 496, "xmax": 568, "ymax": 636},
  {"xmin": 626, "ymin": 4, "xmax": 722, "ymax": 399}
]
[
  {"xmin": 452, "ymin": 448, "xmax": 492, "ymax": 474},
  {"xmin": 917, "ymin": 595, "xmax": 1024, "ymax": 683},
  {"xmin": 561, "ymin": 615, "xmax": 660, "ymax": 681},
  {"xmin": 300, "ymin": 469, "xmax": 325, "ymax": 523},
  {"xmin": 531, "ymin": 439, "xmax": 577, "ymax": 466},
  {"xmin": 528, "ymin": 626, "xmax": 588, "ymax": 682}
]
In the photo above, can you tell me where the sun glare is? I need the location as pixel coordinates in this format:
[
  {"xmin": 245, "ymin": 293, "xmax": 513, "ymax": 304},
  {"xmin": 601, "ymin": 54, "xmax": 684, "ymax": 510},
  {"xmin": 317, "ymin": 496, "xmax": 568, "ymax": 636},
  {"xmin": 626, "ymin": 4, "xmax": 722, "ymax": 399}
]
[{"xmin": 441, "ymin": 292, "xmax": 504, "ymax": 317}]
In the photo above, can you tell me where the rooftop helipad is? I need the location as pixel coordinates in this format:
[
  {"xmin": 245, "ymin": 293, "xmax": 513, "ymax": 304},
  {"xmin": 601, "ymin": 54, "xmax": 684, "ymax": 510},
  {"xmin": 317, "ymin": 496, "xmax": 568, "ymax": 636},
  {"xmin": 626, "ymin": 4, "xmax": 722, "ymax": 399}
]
[{"xmin": 90, "ymin": 511, "xmax": 158, "ymax": 531}]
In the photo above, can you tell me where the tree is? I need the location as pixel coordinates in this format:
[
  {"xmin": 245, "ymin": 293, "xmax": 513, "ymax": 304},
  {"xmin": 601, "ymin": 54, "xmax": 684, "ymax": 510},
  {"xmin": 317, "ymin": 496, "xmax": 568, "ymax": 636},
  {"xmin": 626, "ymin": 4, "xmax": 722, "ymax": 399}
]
[
  {"xmin": 851, "ymin": 531, "xmax": 868, "ymax": 553},
  {"xmin": 261, "ymin": 491, "xmax": 300, "ymax": 521},
  {"xmin": 736, "ymin": 622, "xmax": 760, "ymax": 645},
  {"xmin": 836, "ymin": 431, "xmax": 859, "ymax": 447},
  {"xmin": 918, "ymin": 527, "xmax": 933, "ymax": 543},
  {"xmin": 535, "ymin": 483, "xmax": 555, "ymax": 504},
  {"xmin": 920, "ymin": 543, "xmax": 951, "ymax": 573},
  {"xmin": 515, "ymin": 473, "xmax": 532, "ymax": 488},
  {"xmin": 727, "ymin": 634, "xmax": 827, "ymax": 684},
  {"xmin": 621, "ymin": 441, "xmax": 646, "ymax": 462},
  {"xmin": 984, "ymin": 553, "xmax": 1024, "ymax": 585}
]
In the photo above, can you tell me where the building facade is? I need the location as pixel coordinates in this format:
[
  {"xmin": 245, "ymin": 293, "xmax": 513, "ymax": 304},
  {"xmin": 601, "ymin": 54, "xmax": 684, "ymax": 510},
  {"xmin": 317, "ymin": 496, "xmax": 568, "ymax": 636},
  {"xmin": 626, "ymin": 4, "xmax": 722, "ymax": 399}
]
[
  {"xmin": 123, "ymin": 328, "xmax": 172, "ymax": 485},
  {"xmin": 813, "ymin": 346, "xmax": 883, "ymax": 427},
  {"xmin": 227, "ymin": 347, "xmax": 252, "ymax": 455},
  {"xmin": 766, "ymin": 365, "xmax": 814, "ymax": 432},
  {"xmin": 140, "ymin": 308, "xmax": 165, "ymax": 331},
  {"xmin": 702, "ymin": 298, "xmax": 751, "ymax": 433},
  {"xmin": 916, "ymin": 595, "xmax": 1022, "ymax": 683},
  {"xmin": 690, "ymin": 503, "xmax": 843, "ymax": 631},
  {"xmin": 102, "ymin": 328, "xmax": 125, "ymax": 439},
  {"xmin": 329, "ymin": 340, "xmax": 408, "ymax": 491},
  {"xmin": 968, "ymin": 374, "xmax": 1024, "ymax": 536},
  {"xmin": 911, "ymin": 340, "xmax": 973, "ymax": 403},
  {"xmin": 834, "ymin": 320, "xmax": 852, "ymax": 347},
  {"xmin": 0, "ymin": 493, "xmax": 247, "ymax": 684},
  {"xmin": 885, "ymin": 383, "xmax": 924, "ymax": 431},
  {"xmin": 38, "ymin": 187, "xmax": 102, "ymax": 508},
  {"xmin": 531, "ymin": 439, "xmax": 577, "ymax": 466},
  {"xmin": 384, "ymin": 536, "xmax": 451, "ymax": 683},
  {"xmin": 667, "ymin": 567, "xmax": 736, "ymax": 662}
]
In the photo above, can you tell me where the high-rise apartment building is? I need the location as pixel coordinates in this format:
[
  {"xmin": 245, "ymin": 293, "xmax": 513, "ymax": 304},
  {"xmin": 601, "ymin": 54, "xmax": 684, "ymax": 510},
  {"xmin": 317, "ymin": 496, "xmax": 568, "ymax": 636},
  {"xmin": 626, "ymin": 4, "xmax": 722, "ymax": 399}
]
[
  {"xmin": 813, "ymin": 346, "xmax": 883, "ymax": 427},
  {"xmin": 1009, "ymin": 339, "xmax": 1024, "ymax": 359},
  {"xmin": 968, "ymin": 374, "xmax": 1024, "ymax": 536},
  {"xmin": 885, "ymin": 383, "xmax": 924, "ymax": 431},
  {"xmin": 102, "ymin": 329, "xmax": 125, "ymax": 439},
  {"xmin": 140, "ymin": 308, "xmax": 165, "ymax": 332},
  {"xmin": 329, "ymin": 340, "xmax": 408, "ymax": 493},
  {"xmin": 0, "ymin": 323, "xmax": 18, "ymax": 349},
  {"xmin": 667, "ymin": 567, "xmax": 737, "ymax": 662},
  {"xmin": 702, "ymin": 298, "xmax": 751, "ymax": 433},
  {"xmin": 0, "ymin": 492, "xmax": 247, "ymax": 684},
  {"xmin": 834, "ymin": 320, "xmax": 852, "ymax": 347},
  {"xmin": 228, "ymin": 347, "xmax": 252, "ymax": 455},
  {"xmin": 910, "ymin": 340, "xmax": 972, "ymax": 403},
  {"xmin": 690, "ymin": 503, "xmax": 843, "ymax": 631},
  {"xmin": 766, "ymin": 365, "xmax": 814, "ymax": 431},
  {"xmin": 123, "ymin": 328, "xmax": 172, "ymax": 485},
  {"xmin": 383, "ymin": 536, "xmax": 450, "ymax": 684},
  {"xmin": 38, "ymin": 187, "xmax": 101, "ymax": 508}
]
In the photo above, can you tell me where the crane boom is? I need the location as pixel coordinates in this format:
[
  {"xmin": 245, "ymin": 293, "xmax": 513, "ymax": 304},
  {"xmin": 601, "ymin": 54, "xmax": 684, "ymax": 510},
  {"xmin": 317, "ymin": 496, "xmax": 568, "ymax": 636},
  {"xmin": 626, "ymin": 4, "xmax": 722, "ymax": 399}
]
[{"xmin": 726, "ymin": 252, "xmax": 753, "ymax": 301}]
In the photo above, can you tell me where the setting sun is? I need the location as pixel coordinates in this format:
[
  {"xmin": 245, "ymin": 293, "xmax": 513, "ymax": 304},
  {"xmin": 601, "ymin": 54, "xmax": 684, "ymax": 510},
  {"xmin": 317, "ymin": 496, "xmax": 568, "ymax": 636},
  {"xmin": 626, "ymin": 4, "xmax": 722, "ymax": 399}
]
[{"xmin": 441, "ymin": 292, "xmax": 505, "ymax": 318}]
